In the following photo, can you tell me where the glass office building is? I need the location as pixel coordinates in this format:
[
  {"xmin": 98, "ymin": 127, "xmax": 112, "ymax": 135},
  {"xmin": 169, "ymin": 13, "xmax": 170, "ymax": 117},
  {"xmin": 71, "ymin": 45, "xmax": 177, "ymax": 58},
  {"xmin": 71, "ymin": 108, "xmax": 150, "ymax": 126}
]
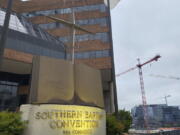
[
  {"xmin": 20, "ymin": 1, "xmax": 112, "ymax": 65},
  {"xmin": 131, "ymin": 104, "xmax": 180, "ymax": 129},
  {"xmin": 1, "ymin": 0, "xmax": 116, "ymax": 113}
]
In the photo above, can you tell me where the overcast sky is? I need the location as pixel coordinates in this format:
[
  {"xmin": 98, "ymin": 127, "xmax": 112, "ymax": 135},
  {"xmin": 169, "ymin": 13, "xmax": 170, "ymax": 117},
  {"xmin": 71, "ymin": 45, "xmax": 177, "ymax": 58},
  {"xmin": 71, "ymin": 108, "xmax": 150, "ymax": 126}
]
[{"xmin": 111, "ymin": 0, "xmax": 180, "ymax": 110}]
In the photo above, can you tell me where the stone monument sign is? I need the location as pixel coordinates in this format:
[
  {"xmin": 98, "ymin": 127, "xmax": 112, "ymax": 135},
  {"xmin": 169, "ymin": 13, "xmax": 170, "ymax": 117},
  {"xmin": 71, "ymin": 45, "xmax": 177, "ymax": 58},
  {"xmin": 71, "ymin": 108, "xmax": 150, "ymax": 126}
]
[{"xmin": 20, "ymin": 56, "xmax": 106, "ymax": 135}]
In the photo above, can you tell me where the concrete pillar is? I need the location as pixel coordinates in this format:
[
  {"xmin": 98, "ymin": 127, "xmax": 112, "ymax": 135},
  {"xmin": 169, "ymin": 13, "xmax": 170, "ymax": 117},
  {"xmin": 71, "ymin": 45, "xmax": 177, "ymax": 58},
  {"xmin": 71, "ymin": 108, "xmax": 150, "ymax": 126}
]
[{"xmin": 110, "ymin": 82, "xmax": 115, "ymax": 113}]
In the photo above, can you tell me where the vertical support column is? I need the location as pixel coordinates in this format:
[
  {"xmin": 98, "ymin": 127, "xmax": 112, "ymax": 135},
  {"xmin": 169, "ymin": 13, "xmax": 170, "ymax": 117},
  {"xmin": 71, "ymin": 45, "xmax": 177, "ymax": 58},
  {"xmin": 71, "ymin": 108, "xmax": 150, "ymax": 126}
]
[
  {"xmin": 0, "ymin": 0, "xmax": 13, "ymax": 68},
  {"xmin": 107, "ymin": 0, "xmax": 119, "ymax": 118},
  {"xmin": 110, "ymin": 82, "xmax": 115, "ymax": 113},
  {"xmin": 137, "ymin": 58, "xmax": 149, "ymax": 131}
]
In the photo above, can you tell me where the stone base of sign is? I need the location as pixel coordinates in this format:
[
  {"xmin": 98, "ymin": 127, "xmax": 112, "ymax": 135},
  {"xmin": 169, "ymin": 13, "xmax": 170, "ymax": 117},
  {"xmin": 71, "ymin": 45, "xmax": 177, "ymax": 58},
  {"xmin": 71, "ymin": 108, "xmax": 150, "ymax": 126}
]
[{"xmin": 20, "ymin": 104, "xmax": 106, "ymax": 135}]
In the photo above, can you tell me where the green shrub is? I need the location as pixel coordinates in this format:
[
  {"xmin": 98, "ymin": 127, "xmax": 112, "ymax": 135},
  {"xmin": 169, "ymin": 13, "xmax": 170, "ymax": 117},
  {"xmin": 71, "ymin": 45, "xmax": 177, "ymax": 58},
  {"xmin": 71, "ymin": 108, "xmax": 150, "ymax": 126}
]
[
  {"xmin": 117, "ymin": 110, "xmax": 132, "ymax": 133},
  {"xmin": 0, "ymin": 111, "xmax": 27, "ymax": 135},
  {"xmin": 106, "ymin": 110, "xmax": 132, "ymax": 135},
  {"xmin": 106, "ymin": 114, "xmax": 124, "ymax": 135}
]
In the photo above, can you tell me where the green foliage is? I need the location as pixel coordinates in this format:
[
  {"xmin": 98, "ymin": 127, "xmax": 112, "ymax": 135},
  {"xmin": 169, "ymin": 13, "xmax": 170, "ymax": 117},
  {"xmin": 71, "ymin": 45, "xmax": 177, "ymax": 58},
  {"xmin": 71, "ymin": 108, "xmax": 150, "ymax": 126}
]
[
  {"xmin": 106, "ymin": 114, "xmax": 124, "ymax": 135},
  {"xmin": 0, "ymin": 111, "xmax": 27, "ymax": 135},
  {"xmin": 117, "ymin": 110, "xmax": 132, "ymax": 132},
  {"xmin": 106, "ymin": 110, "xmax": 132, "ymax": 135}
]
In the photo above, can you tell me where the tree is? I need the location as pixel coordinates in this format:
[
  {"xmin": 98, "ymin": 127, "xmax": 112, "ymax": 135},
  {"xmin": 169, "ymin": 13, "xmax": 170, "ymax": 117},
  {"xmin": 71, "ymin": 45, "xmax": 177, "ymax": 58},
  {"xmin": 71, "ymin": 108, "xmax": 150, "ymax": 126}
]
[
  {"xmin": 106, "ymin": 114, "xmax": 124, "ymax": 135},
  {"xmin": 106, "ymin": 110, "xmax": 132, "ymax": 135},
  {"xmin": 117, "ymin": 110, "xmax": 132, "ymax": 132}
]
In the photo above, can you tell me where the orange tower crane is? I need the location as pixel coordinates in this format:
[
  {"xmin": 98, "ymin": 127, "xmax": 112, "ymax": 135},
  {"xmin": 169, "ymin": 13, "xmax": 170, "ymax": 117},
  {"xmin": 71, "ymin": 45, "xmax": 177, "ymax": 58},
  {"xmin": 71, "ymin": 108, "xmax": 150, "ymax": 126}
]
[{"xmin": 116, "ymin": 55, "xmax": 161, "ymax": 131}]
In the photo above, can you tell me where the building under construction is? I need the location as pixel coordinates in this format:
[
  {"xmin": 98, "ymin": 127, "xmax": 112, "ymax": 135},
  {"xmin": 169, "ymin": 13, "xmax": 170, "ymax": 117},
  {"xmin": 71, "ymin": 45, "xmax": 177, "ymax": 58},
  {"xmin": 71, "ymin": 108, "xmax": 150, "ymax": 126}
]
[
  {"xmin": 0, "ymin": 0, "xmax": 119, "ymax": 113},
  {"xmin": 131, "ymin": 104, "xmax": 180, "ymax": 129}
]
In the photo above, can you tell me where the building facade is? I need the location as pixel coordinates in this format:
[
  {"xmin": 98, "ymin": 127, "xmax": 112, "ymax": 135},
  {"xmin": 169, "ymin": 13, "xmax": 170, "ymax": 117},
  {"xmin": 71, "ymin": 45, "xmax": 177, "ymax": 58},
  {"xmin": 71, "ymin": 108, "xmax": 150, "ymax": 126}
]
[
  {"xmin": 131, "ymin": 104, "xmax": 180, "ymax": 129},
  {"xmin": 1, "ymin": 0, "xmax": 117, "ymax": 113},
  {"xmin": 0, "ymin": 9, "xmax": 65, "ymax": 111}
]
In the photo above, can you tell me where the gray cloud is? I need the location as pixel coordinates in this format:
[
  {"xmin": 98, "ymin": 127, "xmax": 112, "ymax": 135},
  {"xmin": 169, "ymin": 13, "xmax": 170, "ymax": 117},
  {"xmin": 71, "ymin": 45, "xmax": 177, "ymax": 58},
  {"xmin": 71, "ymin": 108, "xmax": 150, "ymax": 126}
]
[{"xmin": 111, "ymin": 0, "xmax": 180, "ymax": 110}]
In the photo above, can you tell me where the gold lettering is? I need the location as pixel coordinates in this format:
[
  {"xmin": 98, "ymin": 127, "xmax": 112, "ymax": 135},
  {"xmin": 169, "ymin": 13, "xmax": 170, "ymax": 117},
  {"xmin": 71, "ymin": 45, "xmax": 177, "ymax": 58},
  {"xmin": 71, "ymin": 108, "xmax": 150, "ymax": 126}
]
[
  {"xmin": 34, "ymin": 107, "xmax": 104, "ymax": 131},
  {"xmin": 35, "ymin": 112, "xmax": 41, "ymax": 119},
  {"xmin": 69, "ymin": 120, "xmax": 75, "ymax": 127},
  {"xmin": 41, "ymin": 112, "xmax": 48, "ymax": 119},
  {"xmin": 56, "ymin": 120, "xmax": 63, "ymax": 129},
  {"xmin": 49, "ymin": 120, "xmax": 56, "ymax": 129},
  {"xmin": 76, "ymin": 120, "xmax": 81, "ymax": 128}
]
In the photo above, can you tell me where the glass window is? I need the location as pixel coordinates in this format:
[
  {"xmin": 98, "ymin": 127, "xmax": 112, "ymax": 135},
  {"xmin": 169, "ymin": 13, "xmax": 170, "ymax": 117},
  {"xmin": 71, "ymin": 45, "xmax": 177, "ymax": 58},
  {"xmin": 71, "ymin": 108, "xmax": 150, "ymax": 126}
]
[
  {"xmin": 74, "ymin": 50, "xmax": 110, "ymax": 59},
  {"xmin": 103, "ymin": 50, "xmax": 109, "ymax": 57},
  {"xmin": 83, "ymin": 52, "xmax": 89, "ymax": 58},
  {"xmin": 96, "ymin": 51, "xmax": 102, "ymax": 58},
  {"xmin": 0, "ymin": 81, "xmax": 18, "ymax": 111},
  {"xmin": 22, "ymin": 4, "xmax": 106, "ymax": 19},
  {"xmin": 62, "ymin": 32, "xmax": 110, "ymax": 43}
]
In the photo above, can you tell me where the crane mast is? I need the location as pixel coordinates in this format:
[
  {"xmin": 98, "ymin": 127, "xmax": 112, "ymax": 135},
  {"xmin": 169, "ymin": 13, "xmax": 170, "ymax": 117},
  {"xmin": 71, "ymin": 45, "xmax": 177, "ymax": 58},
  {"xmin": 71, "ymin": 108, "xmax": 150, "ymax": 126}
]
[
  {"xmin": 136, "ymin": 55, "xmax": 161, "ymax": 131},
  {"xmin": 116, "ymin": 55, "xmax": 161, "ymax": 132},
  {"xmin": 137, "ymin": 58, "xmax": 149, "ymax": 130}
]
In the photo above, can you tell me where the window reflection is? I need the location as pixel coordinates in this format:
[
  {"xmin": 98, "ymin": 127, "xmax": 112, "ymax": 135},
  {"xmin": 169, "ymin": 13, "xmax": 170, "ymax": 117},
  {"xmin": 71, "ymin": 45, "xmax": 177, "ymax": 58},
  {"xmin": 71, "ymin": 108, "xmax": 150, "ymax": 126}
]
[
  {"xmin": 74, "ymin": 50, "xmax": 111, "ymax": 59},
  {"xmin": 0, "ymin": 81, "xmax": 18, "ymax": 111},
  {"xmin": 39, "ymin": 18, "xmax": 108, "ymax": 30},
  {"xmin": 22, "ymin": 4, "xmax": 107, "ymax": 18},
  {"xmin": 59, "ymin": 33, "xmax": 110, "ymax": 43}
]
